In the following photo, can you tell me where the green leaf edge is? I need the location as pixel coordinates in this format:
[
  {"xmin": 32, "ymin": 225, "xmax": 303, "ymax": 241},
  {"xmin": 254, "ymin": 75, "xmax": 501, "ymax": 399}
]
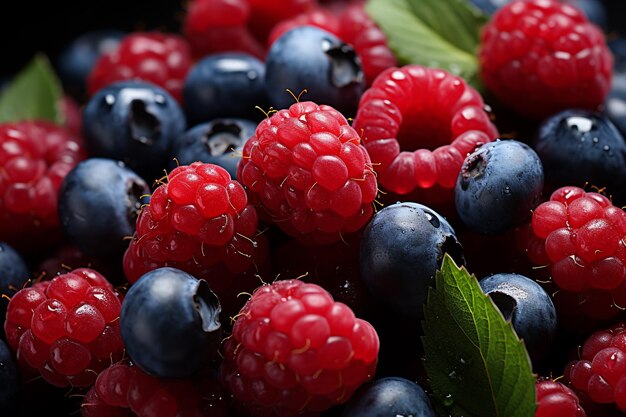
[
  {"xmin": 422, "ymin": 254, "xmax": 537, "ymax": 417},
  {"xmin": 0, "ymin": 53, "xmax": 63, "ymax": 124},
  {"xmin": 365, "ymin": 0, "xmax": 488, "ymax": 92}
]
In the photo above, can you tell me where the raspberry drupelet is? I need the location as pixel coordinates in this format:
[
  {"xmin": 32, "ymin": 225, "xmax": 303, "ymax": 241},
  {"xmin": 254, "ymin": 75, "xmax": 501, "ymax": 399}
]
[
  {"xmin": 352, "ymin": 64, "xmax": 498, "ymax": 202},
  {"xmin": 220, "ymin": 279, "xmax": 379, "ymax": 417},
  {"xmin": 3, "ymin": 268, "xmax": 124, "ymax": 387},
  {"xmin": 0, "ymin": 121, "xmax": 85, "ymax": 250},
  {"xmin": 479, "ymin": 0, "xmax": 613, "ymax": 119},
  {"xmin": 535, "ymin": 378, "xmax": 586, "ymax": 417},
  {"xmin": 87, "ymin": 32, "xmax": 193, "ymax": 102},
  {"xmin": 237, "ymin": 101, "xmax": 378, "ymax": 245}
]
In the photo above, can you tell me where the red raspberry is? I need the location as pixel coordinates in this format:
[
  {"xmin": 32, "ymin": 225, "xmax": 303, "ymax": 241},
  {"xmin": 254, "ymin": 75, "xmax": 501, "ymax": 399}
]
[
  {"xmin": 479, "ymin": 0, "xmax": 613, "ymax": 119},
  {"xmin": 352, "ymin": 65, "xmax": 498, "ymax": 201},
  {"xmin": 267, "ymin": 5, "xmax": 397, "ymax": 86},
  {"xmin": 3, "ymin": 268, "xmax": 124, "ymax": 387},
  {"xmin": 87, "ymin": 32, "xmax": 193, "ymax": 102},
  {"xmin": 248, "ymin": 0, "xmax": 316, "ymax": 42},
  {"xmin": 522, "ymin": 186, "xmax": 626, "ymax": 319},
  {"xmin": 237, "ymin": 101, "xmax": 378, "ymax": 245},
  {"xmin": 220, "ymin": 279, "xmax": 379, "ymax": 417},
  {"xmin": 564, "ymin": 323, "xmax": 626, "ymax": 411},
  {"xmin": 183, "ymin": 0, "xmax": 265, "ymax": 59},
  {"xmin": 81, "ymin": 362, "xmax": 231, "ymax": 417},
  {"xmin": 123, "ymin": 162, "xmax": 267, "ymax": 296},
  {"xmin": 536, "ymin": 378, "xmax": 586, "ymax": 417},
  {"xmin": 0, "ymin": 121, "xmax": 85, "ymax": 250}
]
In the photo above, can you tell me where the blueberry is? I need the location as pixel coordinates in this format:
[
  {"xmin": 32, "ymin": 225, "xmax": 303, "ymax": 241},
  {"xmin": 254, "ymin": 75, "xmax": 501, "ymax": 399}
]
[
  {"xmin": 609, "ymin": 38, "xmax": 626, "ymax": 73},
  {"xmin": 56, "ymin": 30, "xmax": 124, "ymax": 98},
  {"xmin": 479, "ymin": 273, "xmax": 557, "ymax": 362},
  {"xmin": 182, "ymin": 53, "xmax": 267, "ymax": 124},
  {"xmin": 265, "ymin": 26, "xmax": 365, "ymax": 117},
  {"xmin": 455, "ymin": 140, "xmax": 544, "ymax": 235},
  {"xmin": 0, "ymin": 242, "xmax": 29, "ymax": 332},
  {"xmin": 341, "ymin": 377, "xmax": 435, "ymax": 417},
  {"xmin": 82, "ymin": 81, "xmax": 187, "ymax": 182},
  {"xmin": 120, "ymin": 267, "xmax": 221, "ymax": 378},
  {"xmin": 468, "ymin": 0, "xmax": 510, "ymax": 14},
  {"xmin": 360, "ymin": 202, "xmax": 464, "ymax": 319},
  {"xmin": 58, "ymin": 158, "xmax": 150, "ymax": 258},
  {"xmin": 170, "ymin": 118, "xmax": 256, "ymax": 179},
  {"xmin": 533, "ymin": 110, "xmax": 626, "ymax": 200},
  {"xmin": 0, "ymin": 339, "xmax": 18, "ymax": 416},
  {"xmin": 606, "ymin": 74, "xmax": 626, "ymax": 138}
]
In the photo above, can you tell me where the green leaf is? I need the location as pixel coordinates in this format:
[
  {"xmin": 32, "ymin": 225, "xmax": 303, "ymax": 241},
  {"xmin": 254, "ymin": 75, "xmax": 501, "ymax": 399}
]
[
  {"xmin": 0, "ymin": 54, "xmax": 63, "ymax": 124},
  {"xmin": 365, "ymin": 0, "xmax": 489, "ymax": 90},
  {"xmin": 422, "ymin": 255, "xmax": 536, "ymax": 417}
]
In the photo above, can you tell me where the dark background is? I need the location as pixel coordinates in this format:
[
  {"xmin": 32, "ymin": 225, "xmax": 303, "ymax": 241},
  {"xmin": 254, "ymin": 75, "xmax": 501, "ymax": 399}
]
[{"xmin": 0, "ymin": 0, "xmax": 185, "ymax": 80}]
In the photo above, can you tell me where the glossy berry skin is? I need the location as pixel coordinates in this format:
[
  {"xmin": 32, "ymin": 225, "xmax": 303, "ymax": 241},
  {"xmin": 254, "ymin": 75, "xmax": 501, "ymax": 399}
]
[
  {"xmin": 182, "ymin": 53, "xmax": 267, "ymax": 124},
  {"xmin": 56, "ymin": 29, "xmax": 124, "ymax": 98},
  {"xmin": 81, "ymin": 361, "xmax": 231, "ymax": 417},
  {"xmin": 0, "ymin": 121, "xmax": 85, "ymax": 250},
  {"xmin": 352, "ymin": 65, "xmax": 498, "ymax": 202},
  {"xmin": 3, "ymin": 268, "xmax": 124, "ymax": 387},
  {"xmin": 341, "ymin": 377, "xmax": 435, "ymax": 417},
  {"xmin": 535, "ymin": 379, "xmax": 586, "ymax": 417},
  {"xmin": 123, "ymin": 162, "xmax": 265, "ymax": 291},
  {"xmin": 170, "ymin": 118, "xmax": 256, "ymax": 180},
  {"xmin": 360, "ymin": 202, "xmax": 464, "ymax": 319},
  {"xmin": 533, "ymin": 110, "xmax": 626, "ymax": 199},
  {"xmin": 565, "ymin": 323, "xmax": 626, "ymax": 410},
  {"xmin": 121, "ymin": 267, "xmax": 221, "ymax": 378},
  {"xmin": 82, "ymin": 81, "xmax": 186, "ymax": 182},
  {"xmin": 58, "ymin": 158, "xmax": 150, "ymax": 258},
  {"xmin": 479, "ymin": 273, "xmax": 557, "ymax": 361},
  {"xmin": 237, "ymin": 101, "xmax": 377, "ymax": 245},
  {"xmin": 265, "ymin": 26, "xmax": 365, "ymax": 117},
  {"xmin": 220, "ymin": 279, "xmax": 379, "ymax": 417},
  {"xmin": 0, "ymin": 241, "xmax": 29, "ymax": 297},
  {"xmin": 87, "ymin": 32, "xmax": 193, "ymax": 102},
  {"xmin": 456, "ymin": 140, "xmax": 544, "ymax": 235},
  {"xmin": 0, "ymin": 339, "xmax": 18, "ymax": 416},
  {"xmin": 606, "ymin": 73, "xmax": 626, "ymax": 139},
  {"xmin": 479, "ymin": 0, "xmax": 613, "ymax": 119}
]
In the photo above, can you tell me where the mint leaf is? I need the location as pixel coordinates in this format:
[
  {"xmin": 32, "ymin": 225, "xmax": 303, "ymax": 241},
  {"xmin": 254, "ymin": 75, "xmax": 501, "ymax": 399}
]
[
  {"xmin": 365, "ymin": 0, "xmax": 488, "ymax": 90},
  {"xmin": 0, "ymin": 54, "xmax": 63, "ymax": 124},
  {"xmin": 422, "ymin": 255, "xmax": 536, "ymax": 417}
]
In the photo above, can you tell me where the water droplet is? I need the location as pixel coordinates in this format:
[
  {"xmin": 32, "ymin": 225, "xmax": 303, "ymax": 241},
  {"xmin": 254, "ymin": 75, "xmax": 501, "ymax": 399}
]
[
  {"xmin": 247, "ymin": 70, "xmax": 258, "ymax": 80},
  {"xmin": 592, "ymin": 137, "xmax": 599, "ymax": 143},
  {"xmin": 459, "ymin": 357, "xmax": 466, "ymax": 365},
  {"xmin": 104, "ymin": 94, "xmax": 115, "ymax": 106},
  {"xmin": 154, "ymin": 94, "xmax": 166, "ymax": 105},
  {"xmin": 603, "ymin": 145, "xmax": 610, "ymax": 151},
  {"xmin": 503, "ymin": 186, "xmax": 511, "ymax": 195},
  {"xmin": 448, "ymin": 370, "xmax": 458, "ymax": 379},
  {"xmin": 443, "ymin": 394, "xmax": 454, "ymax": 407}
]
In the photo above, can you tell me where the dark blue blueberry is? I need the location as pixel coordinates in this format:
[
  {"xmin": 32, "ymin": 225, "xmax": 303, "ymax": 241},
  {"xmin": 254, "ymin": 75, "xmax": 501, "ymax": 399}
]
[
  {"xmin": 120, "ymin": 267, "xmax": 221, "ymax": 378},
  {"xmin": 342, "ymin": 377, "xmax": 435, "ymax": 417},
  {"xmin": 479, "ymin": 273, "xmax": 557, "ymax": 362},
  {"xmin": 360, "ymin": 202, "xmax": 464, "ymax": 319},
  {"xmin": 609, "ymin": 38, "xmax": 626, "ymax": 73},
  {"xmin": 265, "ymin": 26, "xmax": 365, "ymax": 117},
  {"xmin": 533, "ymin": 110, "xmax": 626, "ymax": 200},
  {"xmin": 56, "ymin": 30, "xmax": 124, "ymax": 98},
  {"xmin": 455, "ymin": 140, "xmax": 544, "ymax": 235},
  {"xmin": 0, "ymin": 242, "xmax": 29, "ymax": 332},
  {"xmin": 468, "ymin": 0, "xmax": 510, "ymax": 15},
  {"xmin": 182, "ymin": 53, "xmax": 267, "ymax": 124},
  {"xmin": 606, "ymin": 74, "xmax": 626, "ymax": 138},
  {"xmin": 566, "ymin": 0, "xmax": 608, "ymax": 30},
  {"xmin": 82, "ymin": 81, "xmax": 186, "ymax": 182},
  {"xmin": 0, "ymin": 339, "xmax": 18, "ymax": 416},
  {"xmin": 58, "ymin": 158, "xmax": 150, "ymax": 258},
  {"xmin": 170, "ymin": 118, "xmax": 256, "ymax": 179}
]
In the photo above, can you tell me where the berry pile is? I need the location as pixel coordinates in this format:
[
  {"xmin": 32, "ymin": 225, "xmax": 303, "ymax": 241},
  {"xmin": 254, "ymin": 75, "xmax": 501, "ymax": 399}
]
[{"xmin": 4, "ymin": 0, "xmax": 626, "ymax": 416}]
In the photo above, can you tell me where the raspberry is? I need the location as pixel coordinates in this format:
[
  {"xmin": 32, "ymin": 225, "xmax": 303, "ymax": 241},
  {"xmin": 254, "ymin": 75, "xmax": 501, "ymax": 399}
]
[
  {"xmin": 220, "ymin": 279, "xmax": 379, "ymax": 417},
  {"xmin": 237, "ymin": 101, "xmax": 378, "ymax": 245},
  {"xmin": 267, "ymin": 4, "xmax": 397, "ymax": 86},
  {"xmin": 81, "ymin": 362, "xmax": 231, "ymax": 417},
  {"xmin": 3, "ymin": 268, "xmax": 124, "ymax": 387},
  {"xmin": 0, "ymin": 121, "xmax": 85, "ymax": 250},
  {"xmin": 123, "ymin": 162, "xmax": 267, "ymax": 297},
  {"xmin": 352, "ymin": 65, "xmax": 498, "ymax": 201},
  {"xmin": 522, "ymin": 186, "xmax": 626, "ymax": 319},
  {"xmin": 87, "ymin": 32, "xmax": 193, "ymax": 102},
  {"xmin": 479, "ymin": 0, "xmax": 613, "ymax": 119},
  {"xmin": 248, "ymin": 0, "xmax": 316, "ymax": 42},
  {"xmin": 183, "ymin": 0, "xmax": 265, "ymax": 60},
  {"xmin": 564, "ymin": 323, "xmax": 626, "ymax": 411},
  {"xmin": 535, "ymin": 378, "xmax": 586, "ymax": 417}
]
